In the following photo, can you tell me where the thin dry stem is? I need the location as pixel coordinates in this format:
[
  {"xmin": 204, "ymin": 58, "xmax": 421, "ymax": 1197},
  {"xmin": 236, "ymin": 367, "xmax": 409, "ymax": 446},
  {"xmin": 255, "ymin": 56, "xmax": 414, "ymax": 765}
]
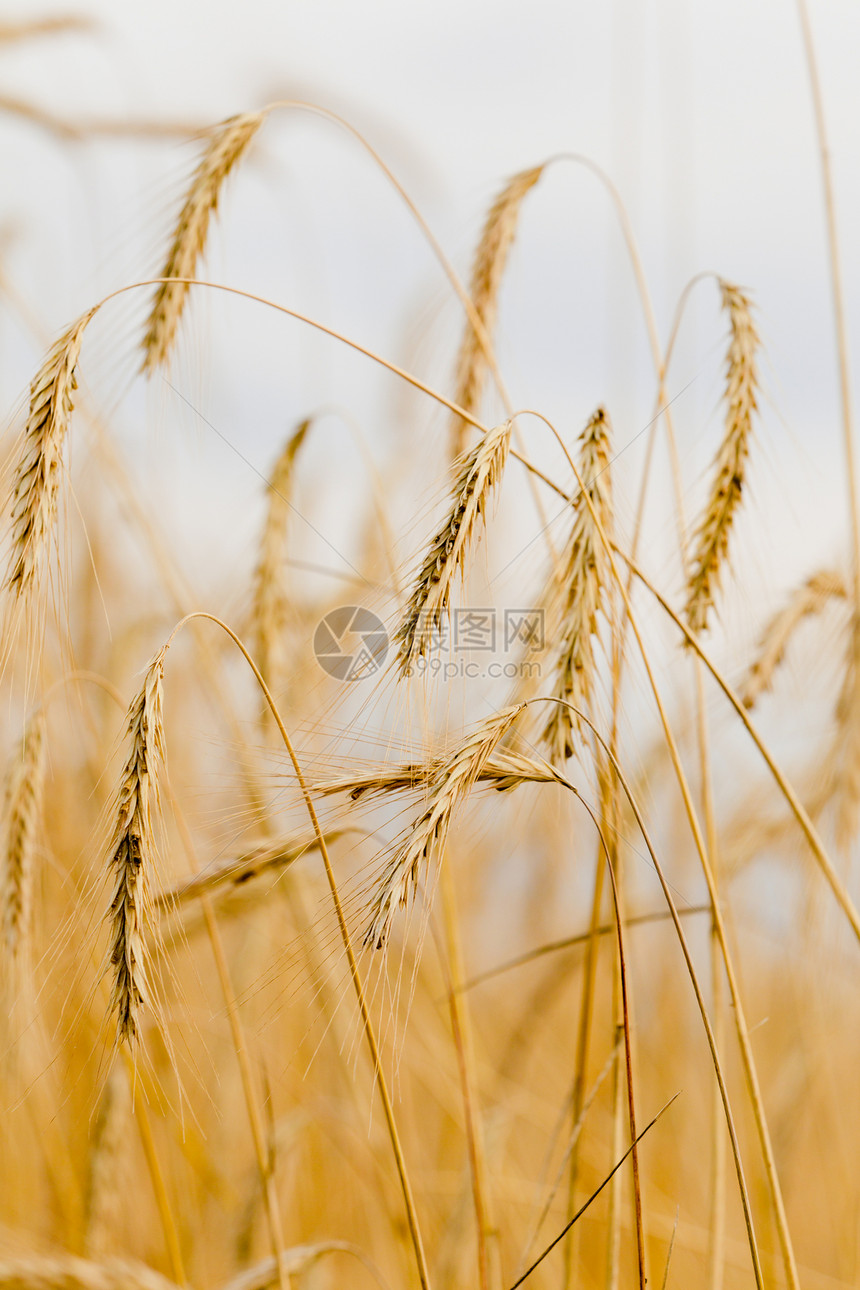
[
  {"xmin": 396, "ymin": 420, "xmax": 511, "ymax": 674},
  {"xmin": 142, "ymin": 112, "xmax": 264, "ymax": 372},
  {"xmin": 686, "ymin": 282, "xmax": 760, "ymax": 632}
]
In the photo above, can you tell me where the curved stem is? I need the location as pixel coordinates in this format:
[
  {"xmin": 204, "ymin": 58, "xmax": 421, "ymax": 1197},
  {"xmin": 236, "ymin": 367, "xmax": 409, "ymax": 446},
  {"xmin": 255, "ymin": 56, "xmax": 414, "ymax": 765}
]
[{"xmin": 161, "ymin": 611, "xmax": 432, "ymax": 1290}]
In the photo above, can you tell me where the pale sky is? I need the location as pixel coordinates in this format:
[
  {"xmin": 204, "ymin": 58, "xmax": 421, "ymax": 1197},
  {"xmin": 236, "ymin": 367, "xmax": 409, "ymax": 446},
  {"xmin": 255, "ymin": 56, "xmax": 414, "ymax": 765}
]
[{"xmin": 1, "ymin": 1, "xmax": 859, "ymax": 632}]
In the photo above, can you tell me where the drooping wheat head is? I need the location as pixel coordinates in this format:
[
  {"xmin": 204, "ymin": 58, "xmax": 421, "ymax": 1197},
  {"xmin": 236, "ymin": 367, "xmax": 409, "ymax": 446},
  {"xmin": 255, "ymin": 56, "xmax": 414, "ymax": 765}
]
[
  {"xmin": 540, "ymin": 407, "xmax": 613, "ymax": 763},
  {"xmin": 6, "ymin": 309, "xmax": 96, "ymax": 612},
  {"xmin": 396, "ymin": 420, "xmax": 511, "ymax": 675},
  {"xmin": 142, "ymin": 112, "xmax": 264, "ymax": 373},
  {"xmin": 251, "ymin": 418, "xmax": 310, "ymax": 695},
  {"xmin": 364, "ymin": 705, "xmax": 523, "ymax": 949},
  {"xmin": 450, "ymin": 166, "xmax": 543, "ymax": 458},
  {"xmin": 317, "ymin": 747, "xmax": 561, "ymax": 802},
  {"xmin": 0, "ymin": 708, "xmax": 46, "ymax": 986},
  {"xmin": 742, "ymin": 568, "xmax": 847, "ymax": 708},
  {"xmin": 106, "ymin": 647, "xmax": 167, "ymax": 1045},
  {"xmin": 686, "ymin": 281, "xmax": 760, "ymax": 633}
]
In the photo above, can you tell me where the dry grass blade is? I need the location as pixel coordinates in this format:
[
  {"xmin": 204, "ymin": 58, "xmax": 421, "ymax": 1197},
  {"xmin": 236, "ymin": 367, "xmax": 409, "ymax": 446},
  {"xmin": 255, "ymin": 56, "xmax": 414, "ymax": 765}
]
[
  {"xmin": 106, "ymin": 648, "xmax": 167, "ymax": 1045},
  {"xmin": 0, "ymin": 709, "xmax": 45, "ymax": 983},
  {"xmin": 365, "ymin": 706, "xmax": 522, "ymax": 948},
  {"xmin": 142, "ymin": 111, "xmax": 264, "ymax": 372},
  {"xmin": 451, "ymin": 166, "xmax": 543, "ymax": 458},
  {"xmin": 396, "ymin": 419, "xmax": 511, "ymax": 674},
  {"xmin": 6, "ymin": 309, "xmax": 96, "ymax": 610},
  {"xmin": 541, "ymin": 408, "xmax": 613, "ymax": 763},
  {"xmin": 686, "ymin": 281, "xmax": 760, "ymax": 633},
  {"xmin": 252, "ymin": 419, "xmax": 310, "ymax": 694},
  {"xmin": 742, "ymin": 568, "xmax": 847, "ymax": 708},
  {"xmin": 0, "ymin": 1255, "xmax": 180, "ymax": 1290}
]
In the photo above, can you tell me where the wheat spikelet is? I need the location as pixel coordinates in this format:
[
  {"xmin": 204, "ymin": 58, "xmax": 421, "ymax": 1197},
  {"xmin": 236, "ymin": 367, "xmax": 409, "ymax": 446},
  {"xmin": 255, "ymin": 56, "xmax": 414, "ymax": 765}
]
[
  {"xmin": 396, "ymin": 420, "xmax": 511, "ymax": 674},
  {"xmin": 142, "ymin": 111, "xmax": 264, "ymax": 373},
  {"xmin": 742, "ymin": 569, "xmax": 847, "ymax": 708},
  {"xmin": 686, "ymin": 281, "xmax": 760, "ymax": 633},
  {"xmin": 6, "ymin": 310, "xmax": 96, "ymax": 609},
  {"xmin": 252, "ymin": 419, "xmax": 310, "ymax": 694},
  {"xmin": 0, "ymin": 710, "xmax": 46, "ymax": 986},
  {"xmin": 541, "ymin": 408, "xmax": 613, "ymax": 763},
  {"xmin": 365, "ymin": 706, "xmax": 522, "ymax": 948},
  {"xmin": 317, "ymin": 748, "xmax": 561, "ymax": 802},
  {"xmin": 106, "ymin": 648, "xmax": 167, "ymax": 1045},
  {"xmin": 450, "ymin": 166, "xmax": 543, "ymax": 458},
  {"xmin": 0, "ymin": 1255, "xmax": 180, "ymax": 1290}
]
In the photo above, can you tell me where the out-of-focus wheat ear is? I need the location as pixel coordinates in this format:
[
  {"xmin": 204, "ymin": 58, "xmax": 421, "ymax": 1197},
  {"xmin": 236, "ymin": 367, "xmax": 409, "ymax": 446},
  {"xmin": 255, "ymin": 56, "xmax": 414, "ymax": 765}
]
[
  {"xmin": 450, "ymin": 166, "xmax": 544, "ymax": 458},
  {"xmin": 141, "ymin": 111, "xmax": 264, "ymax": 374},
  {"xmin": 6, "ymin": 309, "xmax": 97, "ymax": 614},
  {"xmin": 106, "ymin": 647, "xmax": 167, "ymax": 1046},
  {"xmin": 541, "ymin": 407, "xmax": 613, "ymax": 764},
  {"xmin": 84, "ymin": 1065, "xmax": 129, "ymax": 1258},
  {"xmin": 252, "ymin": 418, "xmax": 310, "ymax": 695},
  {"xmin": 0, "ymin": 1254, "xmax": 182, "ymax": 1290},
  {"xmin": 0, "ymin": 708, "xmax": 46, "ymax": 989},
  {"xmin": 832, "ymin": 611, "xmax": 860, "ymax": 848},
  {"xmin": 686, "ymin": 281, "xmax": 760, "ymax": 633},
  {"xmin": 396, "ymin": 420, "xmax": 511, "ymax": 675},
  {"xmin": 365, "ymin": 705, "xmax": 522, "ymax": 949},
  {"xmin": 742, "ymin": 569, "xmax": 847, "ymax": 708}
]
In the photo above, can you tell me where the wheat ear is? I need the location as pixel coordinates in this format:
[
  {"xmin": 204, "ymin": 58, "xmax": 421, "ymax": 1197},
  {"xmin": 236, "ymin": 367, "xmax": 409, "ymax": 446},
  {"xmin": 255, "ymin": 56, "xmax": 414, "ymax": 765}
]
[
  {"xmin": 252, "ymin": 418, "xmax": 310, "ymax": 693},
  {"xmin": 742, "ymin": 568, "xmax": 847, "ymax": 708},
  {"xmin": 106, "ymin": 648, "xmax": 167, "ymax": 1044},
  {"xmin": 365, "ymin": 706, "xmax": 522, "ymax": 948},
  {"xmin": 7, "ymin": 309, "xmax": 96, "ymax": 609},
  {"xmin": 450, "ymin": 166, "xmax": 543, "ymax": 458},
  {"xmin": 396, "ymin": 419, "xmax": 511, "ymax": 674},
  {"xmin": 541, "ymin": 408, "xmax": 613, "ymax": 763},
  {"xmin": 317, "ymin": 748, "xmax": 561, "ymax": 801},
  {"xmin": 0, "ymin": 1255, "xmax": 180, "ymax": 1290},
  {"xmin": 686, "ymin": 281, "xmax": 760, "ymax": 632},
  {"xmin": 142, "ymin": 111, "xmax": 264, "ymax": 372},
  {"xmin": 0, "ymin": 709, "xmax": 46, "ymax": 981}
]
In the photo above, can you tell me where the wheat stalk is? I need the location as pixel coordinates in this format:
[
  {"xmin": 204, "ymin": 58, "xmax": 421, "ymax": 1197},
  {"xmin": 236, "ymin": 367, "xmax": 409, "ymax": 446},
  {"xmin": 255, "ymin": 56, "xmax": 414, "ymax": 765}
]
[
  {"xmin": 686, "ymin": 281, "xmax": 760, "ymax": 632},
  {"xmin": 450, "ymin": 167, "xmax": 543, "ymax": 457},
  {"xmin": 365, "ymin": 706, "xmax": 522, "ymax": 948},
  {"xmin": 742, "ymin": 568, "xmax": 847, "ymax": 708},
  {"xmin": 0, "ymin": 709, "xmax": 45, "ymax": 986},
  {"xmin": 106, "ymin": 648, "xmax": 167, "ymax": 1045},
  {"xmin": 541, "ymin": 408, "xmax": 613, "ymax": 763},
  {"xmin": 142, "ymin": 111, "xmax": 264, "ymax": 372},
  {"xmin": 396, "ymin": 420, "xmax": 511, "ymax": 674},
  {"xmin": 252, "ymin": 419, "xmax": 310, "ymax": 694},
  {"xmin": 6, "ymin": 309, "xmax": 96, "ymax": 609}
]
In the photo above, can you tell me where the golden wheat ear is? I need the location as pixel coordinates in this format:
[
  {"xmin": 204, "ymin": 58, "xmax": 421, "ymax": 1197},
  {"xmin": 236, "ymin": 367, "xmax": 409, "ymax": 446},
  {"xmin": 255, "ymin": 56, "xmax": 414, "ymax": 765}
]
[
  {"xmin": 142, "ymin": 111, "xmax": 264, "ymax": 374},
  {"xmin": 0, "ymin": 709, "xmax": 46, "ymax": 992},
  {"xmin": 106, "ymin": 648, "xmax": 167, "ymax": 1046},
  {"xmin": 742, "ymin": 569, "xmax": 847, "ymax": 709},
  {"xmin": 252, "ymin": 418, "xmax": 311, "ymax": 695},
  {"xmin": 450, "ymin": 165, "xmax": 543, "ymax": 458},
  {"xmin": 539, "ymin": 407, "xmax": 613, "ymax": 764},
  {"xmin": 685, "ymin": 281, "xmax": 760, "ymax": 633},
  {"xmin": 6, "ymin": 309, "xmax": 96, "ymax": 616},
  {"xmin": 364, "ymin": 706, "xmax": 523, "ymax": 950},
  {"xmin": 396, "ymin": 420, "xmax": 511, "ymax": 676}
]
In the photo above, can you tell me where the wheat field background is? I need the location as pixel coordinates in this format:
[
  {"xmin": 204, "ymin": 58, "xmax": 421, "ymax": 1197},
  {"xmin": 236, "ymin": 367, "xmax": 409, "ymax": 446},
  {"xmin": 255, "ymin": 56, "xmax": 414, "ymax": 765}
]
[{"xmin": 0, "ymin": 5, "xmax": 859, "ymax": 1290}]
